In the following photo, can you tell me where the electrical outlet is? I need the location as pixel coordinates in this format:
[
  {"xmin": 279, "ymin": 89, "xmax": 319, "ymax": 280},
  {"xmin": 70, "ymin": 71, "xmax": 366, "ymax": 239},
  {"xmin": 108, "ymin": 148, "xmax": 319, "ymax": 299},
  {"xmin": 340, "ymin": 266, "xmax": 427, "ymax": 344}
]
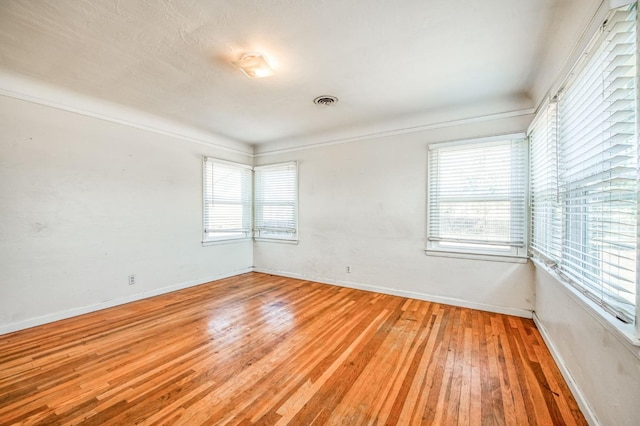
[
  {"xmin": 128, "ymin": 274, "xmax": 135, "ymax": 285},
  {"xmin": 346, "ymin": 265, "xmax": 351, "ymax": 273}
]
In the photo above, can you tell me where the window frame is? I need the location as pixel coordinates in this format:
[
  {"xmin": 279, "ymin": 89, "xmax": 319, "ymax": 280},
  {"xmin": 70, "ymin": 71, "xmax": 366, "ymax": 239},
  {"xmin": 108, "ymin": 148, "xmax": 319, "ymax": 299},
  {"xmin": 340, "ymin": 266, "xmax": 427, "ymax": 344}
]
[
  {"xmin": 202, "ymin": 157, "xmax": 253, "ymax": 244},
  {"xmin": 202, "ymin": 158, "xmax": 299, "ymax": 245},
  {"xmin": 253, "ymin": 161, "xmax": 299, "ymax": 243},
  {"xmin": 528, "ymin": 2, "xmax": 639, "ymax": 340},
  {"xmin": 426, "ymin": 133, "xmax": 529, "ymax": 263}
]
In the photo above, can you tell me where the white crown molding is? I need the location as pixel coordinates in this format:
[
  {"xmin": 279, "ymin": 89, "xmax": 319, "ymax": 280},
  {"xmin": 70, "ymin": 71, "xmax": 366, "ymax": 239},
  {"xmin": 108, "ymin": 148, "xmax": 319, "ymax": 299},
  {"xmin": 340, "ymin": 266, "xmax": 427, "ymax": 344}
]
[
  {"xmin": 0, "ymin": 71, "xmax": 253, "ymax": 156},
  {"xmin": 0, "ymin": 70, "xmax": 536, "ymax": 159},
  {"xmin": 253, "ymin": 107, "xmax": 535, "ymax": 157}
]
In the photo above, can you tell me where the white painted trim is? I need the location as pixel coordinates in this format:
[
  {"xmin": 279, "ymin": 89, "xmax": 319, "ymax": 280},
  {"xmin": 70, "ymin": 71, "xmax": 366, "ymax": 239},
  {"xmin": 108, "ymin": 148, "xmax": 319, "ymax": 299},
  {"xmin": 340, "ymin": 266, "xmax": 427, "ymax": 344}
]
[
  {"xmin": 204, "ymin": 156, "xmax": 254, "ymax": 169},
  {"xmin": 0, "ymin": 267, "xmax": 253, "ymax": 336},
  {"xmin": 0, "ymin": 72, "xmax": 253, "ymax": 156},
  {"xmin": 611, "ymin": 0, "xmax": 637, "ymax": 8},
  {"xmin": 425, "ymin": 250, "xmax": 528, "ymax": 264},
  {"xmin": 253, "ymin": 238, "xmax": 299, "ymax": 244},
  {"xmin": 428, "ymin": 132, "xmax": 527, "ymax": 149},
  {"xmin": 252, "ymin": 108, "xmax": 535, "ymax": 157},
  {"xmin": 1, "ymin": 266, "xmax": 532, "ymax": 336},
  {"xmin": 533, "ymin": 313, "xmax": 600, "ymax": 426},
  {"xmin": 253, "ymin": 267, "xmax": 533, "ymax": 319},
  {"xmin": 202, "ymin": 238, "xmax": 253, "ymax": 246}
]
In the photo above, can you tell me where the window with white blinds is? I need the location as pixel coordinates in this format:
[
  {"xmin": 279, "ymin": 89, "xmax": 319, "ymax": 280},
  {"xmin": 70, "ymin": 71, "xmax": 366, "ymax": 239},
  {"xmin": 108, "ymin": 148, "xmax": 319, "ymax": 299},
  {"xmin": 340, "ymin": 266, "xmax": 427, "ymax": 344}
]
[
  {"xmin": 529, "ymin": 101, "xmax": 562, "ymax": 262},
  {"xmin": 427, "ymin": 136, "xmax": 528, "ymax": 258},
  {"xmin": 203, "ymin": 158, "xmax": 253, "ymax": 242},
  {"xmin": 528, "ymin": 4, "xmax": 638, "ymax": 327},
  {"xmin": 254, "ymin": 162, "xmax": 298, "ymax": 241}
]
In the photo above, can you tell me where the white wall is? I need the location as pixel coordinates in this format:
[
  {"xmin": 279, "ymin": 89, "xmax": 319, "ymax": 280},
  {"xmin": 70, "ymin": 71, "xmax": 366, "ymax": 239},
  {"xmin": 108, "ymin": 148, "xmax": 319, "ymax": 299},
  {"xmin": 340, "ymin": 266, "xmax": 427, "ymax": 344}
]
[
  {"xmin": 254, "ymin": 114, "xmax": 535, "ymax": 317},
  {"xmin": 0, "ymin": 95, "xmax": 253, "ymax": 333},
  {"xmin": 4, "ymin": 82, "xmax": 638, "ymax": 426},
  {"xmin": 534, "ymin": 266, "xmax": 640, "ymax": 426}
]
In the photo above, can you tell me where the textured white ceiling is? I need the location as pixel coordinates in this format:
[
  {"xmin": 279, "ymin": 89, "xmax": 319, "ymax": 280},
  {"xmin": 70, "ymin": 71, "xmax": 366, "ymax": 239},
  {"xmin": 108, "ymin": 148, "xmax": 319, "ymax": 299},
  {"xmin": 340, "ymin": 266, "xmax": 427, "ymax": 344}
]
[{"xmin": 0, "ymin": 0, "xmax": 600, "ymax": 150}]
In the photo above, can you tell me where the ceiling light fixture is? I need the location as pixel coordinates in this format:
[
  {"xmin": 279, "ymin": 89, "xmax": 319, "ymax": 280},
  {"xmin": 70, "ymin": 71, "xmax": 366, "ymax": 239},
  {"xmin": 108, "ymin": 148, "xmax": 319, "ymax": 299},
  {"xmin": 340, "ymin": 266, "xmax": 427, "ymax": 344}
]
[{"xmin": 233, "ymin": 52, "xmax": 274, "ymax": 78}]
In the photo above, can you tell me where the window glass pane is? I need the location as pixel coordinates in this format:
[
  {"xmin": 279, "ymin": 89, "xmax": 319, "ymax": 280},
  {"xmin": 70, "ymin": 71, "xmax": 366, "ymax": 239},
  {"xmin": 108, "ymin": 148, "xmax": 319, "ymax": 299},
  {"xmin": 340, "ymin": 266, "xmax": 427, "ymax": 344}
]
[
  {"xmin": 203, "ymin": 159, "xmax": 252, "ymax": 242},
  {"xmin": 254, "ymin": 162, "xmax": 298, "ymax": 241},
  {"xmin": 428, "ymin": 138, "xmax": 527, "ymax": 257}
]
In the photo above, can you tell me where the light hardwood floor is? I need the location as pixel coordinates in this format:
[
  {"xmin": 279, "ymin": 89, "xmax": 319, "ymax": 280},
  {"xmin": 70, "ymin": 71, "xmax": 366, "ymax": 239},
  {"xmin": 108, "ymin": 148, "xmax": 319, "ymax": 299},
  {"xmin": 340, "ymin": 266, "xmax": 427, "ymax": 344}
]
[{"xmin": 0, "ymin": 272, "xmax": 586, "ymax": 425}]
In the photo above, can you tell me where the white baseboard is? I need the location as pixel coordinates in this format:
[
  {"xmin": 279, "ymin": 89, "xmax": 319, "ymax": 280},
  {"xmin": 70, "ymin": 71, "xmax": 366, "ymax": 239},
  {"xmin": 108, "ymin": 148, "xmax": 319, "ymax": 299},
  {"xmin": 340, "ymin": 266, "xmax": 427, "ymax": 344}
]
[
  {"xmin": 533, "ymin": 313, "xmax": 599, "ymax": 426},
  {"xmin": 253, "ymin": 268, "xmax": 533, "ymax": 319},
  {"xmin": 1, "ymin": 266, "xmax": 533, "ymax": 336},
  {"xmin": 0, "ymin": 267, "xmax": 253, "ymax": 336}
]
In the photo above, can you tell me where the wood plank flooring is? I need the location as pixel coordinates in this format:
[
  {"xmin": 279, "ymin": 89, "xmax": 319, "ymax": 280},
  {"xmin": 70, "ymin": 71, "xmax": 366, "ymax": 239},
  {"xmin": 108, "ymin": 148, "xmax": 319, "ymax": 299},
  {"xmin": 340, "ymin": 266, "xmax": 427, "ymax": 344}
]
[{"xmin": 0, "ymin": 272, "xmax": 586, "ymax": 425}]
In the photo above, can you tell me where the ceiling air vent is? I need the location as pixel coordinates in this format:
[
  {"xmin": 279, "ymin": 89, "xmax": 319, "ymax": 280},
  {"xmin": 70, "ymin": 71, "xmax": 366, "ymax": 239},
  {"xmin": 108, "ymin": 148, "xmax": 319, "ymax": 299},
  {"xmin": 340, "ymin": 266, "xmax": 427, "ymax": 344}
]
[{"xmin": 313, "ymin": 95, "xmax": 338, "ymax": 106}]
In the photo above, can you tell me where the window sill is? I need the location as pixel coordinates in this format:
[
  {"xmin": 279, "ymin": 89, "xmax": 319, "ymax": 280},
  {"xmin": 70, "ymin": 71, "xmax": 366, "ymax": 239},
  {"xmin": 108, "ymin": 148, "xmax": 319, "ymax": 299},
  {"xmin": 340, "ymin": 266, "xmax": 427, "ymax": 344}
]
[
  {"xmin": 425, "ymin": 249, "xmax": 528, "ymax": 264},
  {"xmin": 254, "ymin": 238, "xmax": 299, "ymax": 245},
  {"xmin": 532, "ymin": 258, "xmax": 640, "ymax": 359},
  {"xmin": 202, "ymin": 237, "xmax": 253, "ymax": 246}
]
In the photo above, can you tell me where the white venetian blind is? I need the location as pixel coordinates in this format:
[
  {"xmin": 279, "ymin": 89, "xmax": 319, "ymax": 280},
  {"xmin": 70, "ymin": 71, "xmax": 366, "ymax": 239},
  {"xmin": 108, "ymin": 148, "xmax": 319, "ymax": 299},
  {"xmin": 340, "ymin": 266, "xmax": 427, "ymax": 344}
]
[
  {"xmin": 556, "ymin": 5, "xmax": 637, "ymax": 323},
  {"xmin": 254, "ymin": 162, "xmax": 298, "ymax": 240},
  {"xmin": 203, "ymin": 158, "xmax": 253, "ymax": 241},
  {"xmin": 529, "ymin": 101, "xmax": 562, "ymax": 262},
  {"xmin": 428, "ymin": 137, "xmax": 527, "ymax": 255}
]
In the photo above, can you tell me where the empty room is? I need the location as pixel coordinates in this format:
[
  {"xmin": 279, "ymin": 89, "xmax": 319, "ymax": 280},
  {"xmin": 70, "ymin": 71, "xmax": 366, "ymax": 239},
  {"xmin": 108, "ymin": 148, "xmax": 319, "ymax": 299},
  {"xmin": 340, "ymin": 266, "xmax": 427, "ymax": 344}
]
[{"xmin": 1, "ymin": 0, "xmax": 639, "ymax": 425}]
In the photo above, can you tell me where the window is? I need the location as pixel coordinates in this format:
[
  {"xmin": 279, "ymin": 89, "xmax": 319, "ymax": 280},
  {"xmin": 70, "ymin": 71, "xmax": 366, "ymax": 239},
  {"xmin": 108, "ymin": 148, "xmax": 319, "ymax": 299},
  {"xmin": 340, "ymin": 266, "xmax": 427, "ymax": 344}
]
[
  {"xmin": 529, "ymin": 4, "xmax": 638, "ymax": 328},
  {"xmin": 427, "ymin": 135, "xmax": 528, "ymax": 260},
  {"xmin": 203, "ymin": 159, "xmax": 298, "ymax": 243},
  {"xmin": 529, "ymin": 101, "xmax": 562, "ymax": 262},
  {"xmin": 254, "ymin": 162, "xmax": 298, "ymax": 241},
  {"xmin": 203, "ymin": 158, "xmax": 252, "ymax": 242}
]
